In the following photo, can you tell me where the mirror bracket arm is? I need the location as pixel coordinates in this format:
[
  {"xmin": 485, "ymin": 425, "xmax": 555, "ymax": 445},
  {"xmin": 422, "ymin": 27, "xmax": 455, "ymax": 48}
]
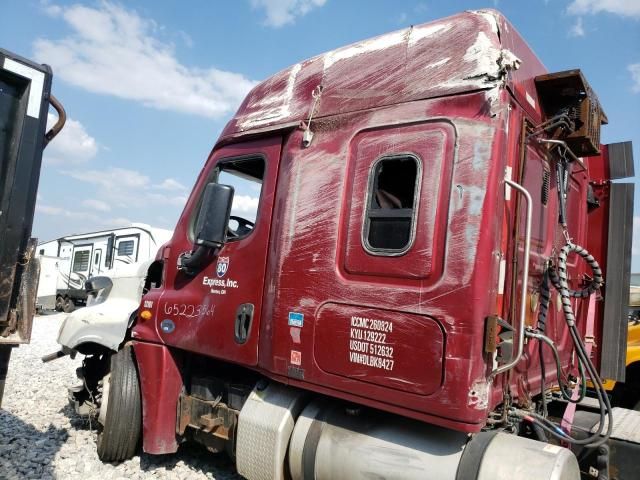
[{"xmin": 177, "ymin": 245, "xmax": 218, "ymax": 277}]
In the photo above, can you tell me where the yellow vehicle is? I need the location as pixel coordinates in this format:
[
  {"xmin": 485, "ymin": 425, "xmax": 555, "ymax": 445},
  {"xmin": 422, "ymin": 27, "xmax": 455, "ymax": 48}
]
[{"xmin": 606, "ymin": 279, "xmax": 640, "ymax": 410}]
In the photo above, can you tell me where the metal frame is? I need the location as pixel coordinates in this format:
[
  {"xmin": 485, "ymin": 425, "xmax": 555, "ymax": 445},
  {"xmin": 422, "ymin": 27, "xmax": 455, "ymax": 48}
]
[{"xmin": 535, "ymin": 138, "xmax": 586, "ymax": 169}]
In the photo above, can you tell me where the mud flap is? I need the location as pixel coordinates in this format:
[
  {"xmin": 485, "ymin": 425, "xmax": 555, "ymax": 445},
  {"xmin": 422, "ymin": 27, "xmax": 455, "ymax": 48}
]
[
  {"xmin": 599, "ymin": 142, "xmax": 635, "ymax": 382},
  {"xmin": 0, "ymin": 240, "xmax": 40, "ymax": 345}
]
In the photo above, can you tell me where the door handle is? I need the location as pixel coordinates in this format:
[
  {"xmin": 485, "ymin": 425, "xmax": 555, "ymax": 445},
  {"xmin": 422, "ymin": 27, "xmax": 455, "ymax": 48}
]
[{"xmin": 235, "ymin": 303, "xmax": 254, "ymax": 344}]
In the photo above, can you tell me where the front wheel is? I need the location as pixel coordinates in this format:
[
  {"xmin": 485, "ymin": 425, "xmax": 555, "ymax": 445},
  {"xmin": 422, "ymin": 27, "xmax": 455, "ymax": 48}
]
[
  {"xmin": 96, "ymin": 346, "xmax": 142, "ymax": 462},
  {"xmin": 63, "ymin": 298, "xmax": 75, "ymax": 313},
  {"xmin": 55, "ymin": 296, "xmax": 64, "ymax": 312}
]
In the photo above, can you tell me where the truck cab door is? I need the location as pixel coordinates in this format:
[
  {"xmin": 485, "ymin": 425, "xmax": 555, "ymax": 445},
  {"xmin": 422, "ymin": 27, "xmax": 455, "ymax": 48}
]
[{"xmin": 153, "ymin": 137, "xmax": 281, "ymax": 367}]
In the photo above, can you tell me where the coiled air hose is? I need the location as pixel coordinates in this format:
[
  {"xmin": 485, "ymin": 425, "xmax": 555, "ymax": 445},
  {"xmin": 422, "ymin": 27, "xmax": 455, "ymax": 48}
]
[{"xmin": 523, "ymin": 242, "xmax": 612, "ymax": 448}]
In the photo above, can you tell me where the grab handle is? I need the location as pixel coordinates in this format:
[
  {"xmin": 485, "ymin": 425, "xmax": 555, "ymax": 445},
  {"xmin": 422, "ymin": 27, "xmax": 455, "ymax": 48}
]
[{"xmin": 491, "ymin": 178, "xmax": 532, "ymax": 378}]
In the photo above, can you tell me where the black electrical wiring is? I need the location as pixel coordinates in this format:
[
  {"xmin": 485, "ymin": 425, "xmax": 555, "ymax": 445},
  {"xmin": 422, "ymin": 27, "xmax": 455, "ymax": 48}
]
[{"xmin": 524, "ymin": 241, "xmax": 611, "ymax": 449}]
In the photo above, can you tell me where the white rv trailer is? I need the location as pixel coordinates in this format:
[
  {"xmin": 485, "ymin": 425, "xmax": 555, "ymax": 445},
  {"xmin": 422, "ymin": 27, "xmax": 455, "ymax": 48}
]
[{"xmin": 36, "ymin": 223, "xmax": 172, "ymax": 311}]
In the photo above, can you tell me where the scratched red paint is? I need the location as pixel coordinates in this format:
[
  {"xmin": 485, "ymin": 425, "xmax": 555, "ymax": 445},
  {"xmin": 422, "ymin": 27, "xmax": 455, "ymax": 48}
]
[{"xmin": 131, "ymin": 9, "xmax": 612, "ymax": 452}]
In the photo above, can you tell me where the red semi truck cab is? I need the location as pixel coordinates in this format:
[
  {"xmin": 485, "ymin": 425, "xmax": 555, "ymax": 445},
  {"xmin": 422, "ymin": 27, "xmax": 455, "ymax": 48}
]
[{"xmin": 94, "ymin": 10, "xmax": 636, "ymax": 479}]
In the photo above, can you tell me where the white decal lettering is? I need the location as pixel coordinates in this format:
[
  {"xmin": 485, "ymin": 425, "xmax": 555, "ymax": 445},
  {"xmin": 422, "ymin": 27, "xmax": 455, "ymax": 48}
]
[
  {"xmin": 203, "ymin": 276, "xmax": 239, "ymax": 294},
  {"xmin": 163, "ymin": 302, "xmax": 214, "ymax": 317},
  {"xmin": 348, "ymin": 315, "xmax": 395, "ymax": 371}
]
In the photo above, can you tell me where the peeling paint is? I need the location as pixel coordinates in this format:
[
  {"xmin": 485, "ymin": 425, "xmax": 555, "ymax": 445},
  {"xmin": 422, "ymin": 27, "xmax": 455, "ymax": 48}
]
[
  {"xmin": 485, "ymin": 87, "xmax": 500, "ymax": 116},
  {"xmin": 424, "ymin": 57, "xmax": 451, "ymax": 70},
  {"xmin": 465, "ymin": 224, "xmax": 479, "ymax": 245},
  {"xmin": 499, "ymin": 49, "xmax": 521, "ymax": 73},
  {"xmin": 468, "ymin": 379, "xmax": 489, "ymax": 409},
  {"xmin": 473, "ymin": 142, "xmax": 488, "ymax": 172},
  {"xmin": 464, "ymin": 185, "xmax": 486, "ymax": 216},
  {"xmin": 408, "ymin": 22, "xmax": 452, "ymax": 45},
  {"xmin": 290, "ymin": 326, "xmax": 301, "ymax": 344},
  {"xmin": 464, "ymin": 32, "xmax": 500, "ymax": 78},
  {"xmin": 471, "ymin": 9, "xmax": 500, "ymax": 35},
  {"xmin": 226, "ymin": 10, "xmax": 530, "ymax": 138},
  {"xmin": 238, "ymin": 62, "xmax": 301, "ymax": 130},
  {"xmin": 323, "ymin": 30, "xmax": 407, "ymax": 70}
]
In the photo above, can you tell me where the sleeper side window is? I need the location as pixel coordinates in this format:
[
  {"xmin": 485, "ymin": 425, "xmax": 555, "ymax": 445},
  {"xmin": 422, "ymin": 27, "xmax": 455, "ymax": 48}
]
[{"xmin": 363, "ymin": 155, "xmax": 420, "ymax": 254}]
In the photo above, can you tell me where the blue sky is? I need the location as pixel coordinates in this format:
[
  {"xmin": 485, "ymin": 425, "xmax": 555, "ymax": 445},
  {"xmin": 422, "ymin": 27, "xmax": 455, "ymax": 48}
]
[{"xmin": 2, "ymin": 0, "xmax": 639, "ymax": 269}]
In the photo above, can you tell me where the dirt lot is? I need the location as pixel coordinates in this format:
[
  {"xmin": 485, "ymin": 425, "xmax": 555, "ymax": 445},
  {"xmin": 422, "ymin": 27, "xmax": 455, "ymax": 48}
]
[{"xmin": 0, "ymin": 314, "xmax": 241, "ymax": 479}]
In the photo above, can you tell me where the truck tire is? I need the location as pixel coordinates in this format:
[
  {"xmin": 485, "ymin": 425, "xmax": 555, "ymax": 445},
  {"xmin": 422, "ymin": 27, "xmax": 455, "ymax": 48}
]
[
  {"xmin": 96, "ymin": 346, "xmax": 142, "ymax": 462},
  {"xmin": 63, "ymin": 298, "xmax": 75, "ymax": 313},
  {"xmin": 55, "ymin": 296, "xmax": 64, "ymax": 312}
]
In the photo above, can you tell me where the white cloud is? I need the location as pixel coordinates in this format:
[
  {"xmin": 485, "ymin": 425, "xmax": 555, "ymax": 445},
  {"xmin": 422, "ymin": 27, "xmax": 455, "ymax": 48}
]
[
  {"xmin": 36, "ymin": 204, "xmax": 65, "ymax": 216},
  {"xmin": 567, "ymin": 0, "xmax": 640, "ymax": 18},
  {"xmin": 62, "ymin": 167, "xmax": 150, "ymax": 189},
  {"xmin": 147, "ymin": 192, "xmax": 189, "ymax": 206},
  {"xmin": 44, "ymin": 113, "xmax": 98, "ymax": 165},
  {"xmin": 414, "ymin": 3, "xmax": 428, "ymax": 14},
  {"xmin": 36, "ymin": 201, "xmax": 133, "ymax": 230},
  {"xmin": 251, "ymin": 0, "xmax": 327, "ymax": 27},
  {"xmin": 81, "ymin": 199, "xmax": 111, "ymax": 212},
  {"xmin": 629, "ymin": 63, "xmax": 640, "ymax": 93},
  {"xmin": 176, "ymin": 30, "xmax": 194, "ymax": 48},
  {"xmin": 103, "ymin": 217, "xmax": 132, "ymax": 227},
  {"xmin": 41, "ymin": 1, "xmax": 62, "ymax": 17},
  {"xmin": 569, "ymin": 17, "xmax": 586, "ymax": 36},
  {"xmin": 36, "ymin": 202, "xmax": 107, "ymax": 222},
  {"xmin": 60, "ymin": 166, "xmax": 188, "ymax": 208},
  {"xmin": 34, "ymin": 2, "xmax": 257, "ymax": 118},
  {"xmin": 154, "ymin": 178, "xmax": 187, "ymax": 191},
  {"xmin": 231, "ymin": 194, "xmax": 259, "ymax": 220}
]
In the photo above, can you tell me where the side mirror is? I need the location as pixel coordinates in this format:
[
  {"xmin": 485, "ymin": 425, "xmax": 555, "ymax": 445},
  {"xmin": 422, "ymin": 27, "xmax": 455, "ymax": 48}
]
[{"xmin": 194, "ymin": 183, "xmax": 234, "ymax": 249}]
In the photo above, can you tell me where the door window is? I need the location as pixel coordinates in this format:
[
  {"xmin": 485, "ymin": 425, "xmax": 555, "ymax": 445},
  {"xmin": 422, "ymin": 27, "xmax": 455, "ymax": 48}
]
[{"xmin": 214, "ymin": 157, "xmax": 265, "ymax": 240}]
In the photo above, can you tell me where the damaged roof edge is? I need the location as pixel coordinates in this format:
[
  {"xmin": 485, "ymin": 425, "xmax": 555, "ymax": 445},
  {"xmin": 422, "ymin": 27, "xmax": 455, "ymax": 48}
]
[
  {"xmin": 221, "ymin": 9, "xmax": 542, "ymax": 138},
  {"xmin": 470, "ymin": 9, "xmax": 501, "ymax": 38}
]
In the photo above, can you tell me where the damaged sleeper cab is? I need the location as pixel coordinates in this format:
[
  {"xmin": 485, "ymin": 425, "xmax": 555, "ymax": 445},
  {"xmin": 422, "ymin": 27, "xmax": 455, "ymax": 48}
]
[{"xmin": 54, "ymin": 9, "xmax": 637, "ymax": 480}]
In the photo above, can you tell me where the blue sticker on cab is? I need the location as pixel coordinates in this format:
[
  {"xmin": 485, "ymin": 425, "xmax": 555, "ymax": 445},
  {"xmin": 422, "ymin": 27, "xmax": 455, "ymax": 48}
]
[{"xmin": 288, "ymin": 312, "xmax": 304, "ymax": 327}]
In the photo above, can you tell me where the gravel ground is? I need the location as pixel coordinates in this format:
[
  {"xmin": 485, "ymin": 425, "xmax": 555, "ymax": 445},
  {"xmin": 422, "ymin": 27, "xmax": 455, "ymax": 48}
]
[{"xmin": 1, "ymin": 314, "xmax": 242, "ymax": 480}]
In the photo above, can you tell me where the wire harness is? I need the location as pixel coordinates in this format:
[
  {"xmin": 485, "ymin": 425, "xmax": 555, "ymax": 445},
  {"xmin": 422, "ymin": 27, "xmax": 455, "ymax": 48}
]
[{"xmin": 522, "ymin": 242, "xmax": 611, "ymax": 449}]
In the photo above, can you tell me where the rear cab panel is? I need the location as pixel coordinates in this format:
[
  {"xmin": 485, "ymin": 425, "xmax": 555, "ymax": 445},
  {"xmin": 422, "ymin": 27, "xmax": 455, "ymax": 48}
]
[{"xmin": 260, "ymin": 93, "xmax": 507, "ymax": 430}]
